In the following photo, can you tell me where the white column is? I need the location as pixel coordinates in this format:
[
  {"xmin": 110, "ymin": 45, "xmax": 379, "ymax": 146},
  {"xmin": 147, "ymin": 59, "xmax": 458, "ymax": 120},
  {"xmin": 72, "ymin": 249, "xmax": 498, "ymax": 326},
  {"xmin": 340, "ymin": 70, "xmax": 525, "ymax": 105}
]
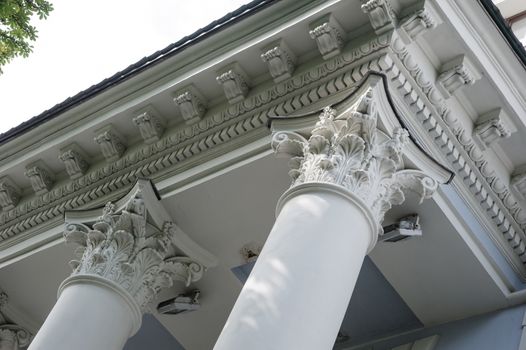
[
  {"xmin": 214, "ymin": 183, "xmax": 376, "ymax": 350},
  {"xmin": 28, "ymin": 186, "xmax": 208, "ymax": 350},
  {"xmin": 28, "ymin": 277, "xmax": 141, "ymax": 350},
  {"xmin": 215, "ymin": 91, "xmax": 438, "ymax": 350}
]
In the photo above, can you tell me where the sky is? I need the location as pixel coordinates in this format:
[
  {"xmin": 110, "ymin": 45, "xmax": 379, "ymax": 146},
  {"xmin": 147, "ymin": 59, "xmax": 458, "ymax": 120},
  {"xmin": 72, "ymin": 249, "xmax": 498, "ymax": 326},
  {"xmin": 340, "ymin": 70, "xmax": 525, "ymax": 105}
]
[{"xmin": 0, "ymin": 0, "xmax": 249, "ymax": 133}]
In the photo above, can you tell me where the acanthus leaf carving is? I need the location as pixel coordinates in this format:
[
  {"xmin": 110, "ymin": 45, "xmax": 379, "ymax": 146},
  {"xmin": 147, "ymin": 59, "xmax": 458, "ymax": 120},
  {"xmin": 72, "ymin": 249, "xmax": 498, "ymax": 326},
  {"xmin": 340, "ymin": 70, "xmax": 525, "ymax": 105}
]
[
  {"xmin": 272, "ymin": 89, "xmax": 438, "ymax": 232},
  {"xmin": 64, "ymin": 190, "xmax": 205, "ymax": 310}
]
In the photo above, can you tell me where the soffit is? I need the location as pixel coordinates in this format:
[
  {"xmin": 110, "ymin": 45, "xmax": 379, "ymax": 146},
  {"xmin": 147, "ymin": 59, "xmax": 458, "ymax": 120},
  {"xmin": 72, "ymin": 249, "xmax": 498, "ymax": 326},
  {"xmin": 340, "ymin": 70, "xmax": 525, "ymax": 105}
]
[{"xmin": 0, "ymin": 154, "xmax": 512, "ymax": 349}]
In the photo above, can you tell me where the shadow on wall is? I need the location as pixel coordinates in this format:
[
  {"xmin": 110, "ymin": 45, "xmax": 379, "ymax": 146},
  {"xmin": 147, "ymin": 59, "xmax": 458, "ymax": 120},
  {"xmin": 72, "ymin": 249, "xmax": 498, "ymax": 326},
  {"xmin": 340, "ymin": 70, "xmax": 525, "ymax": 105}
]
[
  {"xmin": 124, "ymin": 314, "xmax": 185, "ymax": 350},
  {"xmin": 350, "ymin": 304, "xmax": 526, "ymax": 350}
]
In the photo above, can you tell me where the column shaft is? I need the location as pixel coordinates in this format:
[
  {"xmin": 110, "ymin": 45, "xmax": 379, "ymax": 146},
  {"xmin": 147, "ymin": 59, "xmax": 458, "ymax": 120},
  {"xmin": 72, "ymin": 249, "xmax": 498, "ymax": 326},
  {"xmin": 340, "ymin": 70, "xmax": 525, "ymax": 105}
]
[
  {"xmin": 214, "ymin": 184, "xmax": 375, "ymax": 350},
  {"xmin": 28, "ymin": 279, "xmax": 139, "ymax": 350}
]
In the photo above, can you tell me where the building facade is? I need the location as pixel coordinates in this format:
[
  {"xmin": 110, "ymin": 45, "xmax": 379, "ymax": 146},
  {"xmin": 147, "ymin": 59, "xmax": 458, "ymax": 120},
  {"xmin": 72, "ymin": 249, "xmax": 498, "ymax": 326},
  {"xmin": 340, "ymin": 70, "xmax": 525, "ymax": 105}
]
[{"xmin": 0, "ymin": 0, "xmax": 526, "ymax": 349}]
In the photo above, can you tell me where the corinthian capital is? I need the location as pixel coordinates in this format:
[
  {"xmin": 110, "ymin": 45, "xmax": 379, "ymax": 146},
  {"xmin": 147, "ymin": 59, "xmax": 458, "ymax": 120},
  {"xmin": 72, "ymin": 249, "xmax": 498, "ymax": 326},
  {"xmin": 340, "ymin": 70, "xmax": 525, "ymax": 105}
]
[
  {"xmin": 0, "ymin": 290, "xmax": 32, "ymax": 350},
  {"xmin": 271, "ymin": 73, "xmax": 451, "ymax": 232},
  {"xmin": 63, "ymin": 179, "xmax": 217, "ymax": 311}
]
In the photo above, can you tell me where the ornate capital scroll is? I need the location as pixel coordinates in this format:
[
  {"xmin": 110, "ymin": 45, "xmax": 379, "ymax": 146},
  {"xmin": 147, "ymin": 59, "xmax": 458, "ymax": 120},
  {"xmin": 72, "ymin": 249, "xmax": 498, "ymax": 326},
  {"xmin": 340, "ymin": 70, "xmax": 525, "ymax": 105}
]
[
  {"xmin": 0, "ymin": 291, "xmax": 32, "ymax": 350},
  {"xmin": 271, "ymin": 74, "xmax": 451, "ymax": 233},
  {"xmin": 63, "ymin": 179, "xmax": 216, "ymax": 311}
]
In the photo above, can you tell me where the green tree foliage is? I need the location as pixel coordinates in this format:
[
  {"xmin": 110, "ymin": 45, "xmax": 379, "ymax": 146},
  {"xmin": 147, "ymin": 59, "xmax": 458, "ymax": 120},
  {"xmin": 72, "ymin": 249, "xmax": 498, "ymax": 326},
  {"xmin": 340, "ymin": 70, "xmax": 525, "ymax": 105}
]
[{"xmin": 0, "ymin": 0, "xmax": 53, "ymax": 73}]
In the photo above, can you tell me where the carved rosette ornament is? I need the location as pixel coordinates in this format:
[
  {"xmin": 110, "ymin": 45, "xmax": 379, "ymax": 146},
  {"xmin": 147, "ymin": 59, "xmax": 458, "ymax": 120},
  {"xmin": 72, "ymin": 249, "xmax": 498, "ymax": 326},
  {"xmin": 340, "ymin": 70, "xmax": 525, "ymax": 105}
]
[
  {"xmin": 272, "ymin": 88, "xmax": 438, "ymax": 232},
  {"xmin": 64, "ymin": 190, "xmax": 206, "ymax": 310}
]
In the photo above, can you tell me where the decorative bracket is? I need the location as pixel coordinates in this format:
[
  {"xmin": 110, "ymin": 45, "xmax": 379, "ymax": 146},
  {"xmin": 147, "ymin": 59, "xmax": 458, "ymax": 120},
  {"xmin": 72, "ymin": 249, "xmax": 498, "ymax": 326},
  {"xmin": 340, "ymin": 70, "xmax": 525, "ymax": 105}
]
[
  {"xmin": 309, "ymin": 14, "xmax": 346, "ymax": 60},
  {"xmin": 512, "ymin": 168, "xmax": 526, "ymax": 201},
  {"xmin": 173, "ymin": 85, "xmax": 207, "ymax": 125},
  {"xmin": 94, "ymin": 126, "xmax": 126, "ymax": 162},
  {"xmin": 59, "ymin": 143, "xmax": 89, "ymax": 179},
  {"xmin": 399, "ymin": 2, "xmax": 441, "ymax": 44},
  {"xmin": 133, "ymin": 107, "xmax": 165, "ymax": 144},
  {"xmin": 24, "ymin": 161, "xmax": 54, "ymax": 195},
  {"xmin": 436, "ymin": 55, "xmax": 481, "ymax": 99},
  {"xmin": 473, "ymin": 109, "xmax": 514, "ymax": 150},
  {"xmin": 0, "ymin": 177, "xmax": 20, "ymax": 211},
  {"xmin": 361, "ymin": 0, "xmax": 397, "ymax": 35},
  {"xmin": 260, "ymin": 39, "xmax": 297, "ymax": 83},
  {"xmin": 216, "ymin": 63, "xmax": 250, "ymax": 104}
]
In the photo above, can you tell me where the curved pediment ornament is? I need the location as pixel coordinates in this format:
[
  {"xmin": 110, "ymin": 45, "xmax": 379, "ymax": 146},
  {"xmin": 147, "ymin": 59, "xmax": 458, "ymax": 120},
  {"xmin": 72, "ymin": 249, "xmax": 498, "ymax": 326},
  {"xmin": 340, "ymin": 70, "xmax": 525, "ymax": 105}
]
[
  {"xmin": 63, "ymin": 179, "xmax": 217, "ymax": 311},
  {"xmin": 270, "ymin": 73, "xmax": 452, "ymax": 233}
]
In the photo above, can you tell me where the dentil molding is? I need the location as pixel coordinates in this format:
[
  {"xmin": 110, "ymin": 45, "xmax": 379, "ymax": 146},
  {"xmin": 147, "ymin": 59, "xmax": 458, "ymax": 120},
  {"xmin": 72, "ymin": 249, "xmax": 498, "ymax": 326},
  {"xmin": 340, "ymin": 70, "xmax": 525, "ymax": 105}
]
[{"xmin": 386, "ymin": 29, "xmax": 526, "ymax": 272}]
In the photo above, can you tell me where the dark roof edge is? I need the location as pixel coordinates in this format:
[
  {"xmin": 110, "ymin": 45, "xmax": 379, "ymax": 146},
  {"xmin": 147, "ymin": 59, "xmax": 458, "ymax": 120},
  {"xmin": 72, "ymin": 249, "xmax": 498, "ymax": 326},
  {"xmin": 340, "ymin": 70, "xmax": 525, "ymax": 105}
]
[
  {"xmin": 479, "ymin": 0, "xmax": 526, "ymax": 68},
  {"xmin": 0, "ymin": 0, "xmax": 279, "ymax": 145}
]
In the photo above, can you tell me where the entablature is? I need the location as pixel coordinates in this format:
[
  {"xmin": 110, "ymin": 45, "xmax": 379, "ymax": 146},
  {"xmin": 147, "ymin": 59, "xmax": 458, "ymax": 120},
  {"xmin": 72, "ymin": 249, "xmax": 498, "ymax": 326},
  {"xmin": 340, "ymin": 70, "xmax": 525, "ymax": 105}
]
[{"xmin": 1, "ymin": 0, "xmax": 526, "ymax": 288}]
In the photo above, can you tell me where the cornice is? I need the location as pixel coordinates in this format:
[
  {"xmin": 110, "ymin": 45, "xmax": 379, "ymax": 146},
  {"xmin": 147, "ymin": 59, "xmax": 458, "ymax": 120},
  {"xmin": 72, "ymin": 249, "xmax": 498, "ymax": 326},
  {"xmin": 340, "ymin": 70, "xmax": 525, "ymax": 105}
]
[
  {"xmin": 0, "ymin": 0, "xmax": 323, "ymax": 159},
  {"xmin": 0, "ymin": 33, "xmax": 392, "ymax": 250},
  {"xmin": 385, "ymin": 30, "xmax": 526, "ymax": 277},
  {"xmin": 440, "ymin": 0, "xmax": 526, "ymax": 127}
]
